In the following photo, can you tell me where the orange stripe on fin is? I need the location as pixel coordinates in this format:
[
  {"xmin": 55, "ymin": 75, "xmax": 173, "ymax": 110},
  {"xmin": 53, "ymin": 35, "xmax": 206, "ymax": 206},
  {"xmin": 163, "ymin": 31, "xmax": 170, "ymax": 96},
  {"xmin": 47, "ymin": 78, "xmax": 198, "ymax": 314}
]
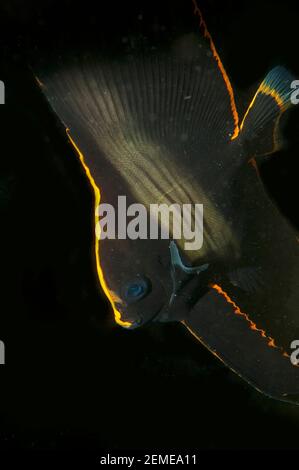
[
  {"xmin": 192, "ymin": 0, "xmax": 239, "ymax": 140},
  {"xmin": 240, "ymin": 66, "xmax": 294, "ymax": 139},
  {"xmin": 240, "ymin": 84, "xmax": 285, "ymax": 133},
  {"xmin": 209, "ymin": 283, "xmax": 290, "ymax": 358},
  {"xmin": 239, "ymin": 86, "xmax": 286, "ymax": 154}
]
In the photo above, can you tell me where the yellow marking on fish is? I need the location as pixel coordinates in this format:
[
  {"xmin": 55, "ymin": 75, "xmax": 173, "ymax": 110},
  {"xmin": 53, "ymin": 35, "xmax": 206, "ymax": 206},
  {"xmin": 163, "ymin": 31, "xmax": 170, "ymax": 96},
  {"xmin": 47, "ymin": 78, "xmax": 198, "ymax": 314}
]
[
  {"xmin": 239, "ymin": 80, "xmax": 290, "ymax": 152},
  {"xmin": 66, "ymin": 128, "xmax": 131, "ymax": 328},
  {"xmin": 240, "ymin": 81, "xmax": 289, "ymax": 131}
]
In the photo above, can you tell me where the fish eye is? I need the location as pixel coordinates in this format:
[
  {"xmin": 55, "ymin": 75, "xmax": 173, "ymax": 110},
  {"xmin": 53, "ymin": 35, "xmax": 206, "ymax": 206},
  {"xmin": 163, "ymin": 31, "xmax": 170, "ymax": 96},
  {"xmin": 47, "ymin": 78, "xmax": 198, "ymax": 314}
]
[{"xmin": 122, "ymin": 277, "xmax": 151, "ymax": 303}]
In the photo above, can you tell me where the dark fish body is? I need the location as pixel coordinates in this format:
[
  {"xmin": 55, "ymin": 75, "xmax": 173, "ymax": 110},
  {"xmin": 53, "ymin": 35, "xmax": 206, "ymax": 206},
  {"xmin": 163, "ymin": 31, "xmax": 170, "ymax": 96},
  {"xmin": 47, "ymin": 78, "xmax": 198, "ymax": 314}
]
[{"xmin": 37, "ymin": 7, "xmax": 299, "ymax": 403}]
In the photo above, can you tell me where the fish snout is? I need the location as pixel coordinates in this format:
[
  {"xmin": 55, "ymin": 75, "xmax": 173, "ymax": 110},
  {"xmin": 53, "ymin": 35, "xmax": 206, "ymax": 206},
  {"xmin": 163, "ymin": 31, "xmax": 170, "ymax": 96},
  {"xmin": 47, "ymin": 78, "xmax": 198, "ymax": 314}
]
[
  {"xmin": 115, "ymin": 303, "xmax": 165, "ymax": 329},
  {"xmin": 115, "ymin": 303, "xmax": 143, "ymax": 329}
]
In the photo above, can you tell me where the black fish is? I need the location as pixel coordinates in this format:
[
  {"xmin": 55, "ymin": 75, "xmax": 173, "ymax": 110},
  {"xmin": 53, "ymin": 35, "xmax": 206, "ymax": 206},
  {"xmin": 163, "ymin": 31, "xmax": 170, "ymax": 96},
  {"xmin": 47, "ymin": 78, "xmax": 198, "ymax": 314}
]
[{"xmin": 37, "ymin": 2, "xmax": 299, "ymax": 403}]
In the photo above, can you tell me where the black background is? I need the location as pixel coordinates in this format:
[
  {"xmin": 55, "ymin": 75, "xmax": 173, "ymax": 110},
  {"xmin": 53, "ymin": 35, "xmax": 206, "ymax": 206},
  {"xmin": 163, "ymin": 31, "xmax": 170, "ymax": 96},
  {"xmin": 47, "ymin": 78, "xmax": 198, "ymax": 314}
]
[{"xmin": 0, "ymin": 0, "xmax": 299, "ymax": 454}]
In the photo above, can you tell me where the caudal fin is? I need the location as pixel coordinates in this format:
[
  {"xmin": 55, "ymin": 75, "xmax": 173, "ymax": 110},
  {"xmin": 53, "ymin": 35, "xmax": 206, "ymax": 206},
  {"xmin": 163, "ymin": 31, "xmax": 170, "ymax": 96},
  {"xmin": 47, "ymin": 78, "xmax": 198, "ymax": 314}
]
[{"xmin": 238, "ymin": 66, "xmax": 295, "ymax": 156}]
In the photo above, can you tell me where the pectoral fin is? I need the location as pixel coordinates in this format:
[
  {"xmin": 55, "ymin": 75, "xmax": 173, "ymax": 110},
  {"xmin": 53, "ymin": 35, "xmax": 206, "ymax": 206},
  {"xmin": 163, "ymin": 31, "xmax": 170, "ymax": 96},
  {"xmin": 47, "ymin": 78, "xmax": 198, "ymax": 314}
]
[{"xmin": 170, "ymin": 241, "xmax": 209, "ymax": 275}]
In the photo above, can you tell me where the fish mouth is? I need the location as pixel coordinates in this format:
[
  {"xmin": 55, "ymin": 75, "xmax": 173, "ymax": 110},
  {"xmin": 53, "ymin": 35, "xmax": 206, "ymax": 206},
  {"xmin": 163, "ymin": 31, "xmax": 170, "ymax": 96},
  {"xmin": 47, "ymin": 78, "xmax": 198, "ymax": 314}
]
[{"xmin": 119, "ymin": 305, "xmax": 164, "ymax": 330}]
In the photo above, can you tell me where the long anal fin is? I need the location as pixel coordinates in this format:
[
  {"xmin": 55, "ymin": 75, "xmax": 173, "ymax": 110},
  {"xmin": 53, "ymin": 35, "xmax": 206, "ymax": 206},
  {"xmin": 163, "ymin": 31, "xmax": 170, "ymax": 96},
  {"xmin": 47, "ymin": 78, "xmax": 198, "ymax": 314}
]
[{"xmin": 183, "ymin": 286, "xmax": 299, "ymax": 403}]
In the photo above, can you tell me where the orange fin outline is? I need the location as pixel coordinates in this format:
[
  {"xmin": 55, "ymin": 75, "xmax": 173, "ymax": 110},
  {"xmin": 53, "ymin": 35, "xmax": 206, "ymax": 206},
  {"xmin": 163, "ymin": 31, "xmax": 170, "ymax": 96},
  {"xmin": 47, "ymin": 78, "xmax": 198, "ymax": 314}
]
[
  {"xmin": 192, "ymin": 0, "xmax": 240, "ymax": 140},
  {"xmin": 209, "ymin": 283, "xmax": 291, "ymax": 360},
  {"xmin": 239, "ymin": 66, "xmax": 294, "ymax": 153}
]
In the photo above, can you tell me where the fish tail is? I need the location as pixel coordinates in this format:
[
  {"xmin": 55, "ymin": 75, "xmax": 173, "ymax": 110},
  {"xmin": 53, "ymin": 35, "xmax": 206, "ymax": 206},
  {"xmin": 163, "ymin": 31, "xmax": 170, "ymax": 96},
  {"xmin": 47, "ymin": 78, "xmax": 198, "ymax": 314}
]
[{"xmin": 238, "ymin": 66, "xmax": 296, "ymax": 156}]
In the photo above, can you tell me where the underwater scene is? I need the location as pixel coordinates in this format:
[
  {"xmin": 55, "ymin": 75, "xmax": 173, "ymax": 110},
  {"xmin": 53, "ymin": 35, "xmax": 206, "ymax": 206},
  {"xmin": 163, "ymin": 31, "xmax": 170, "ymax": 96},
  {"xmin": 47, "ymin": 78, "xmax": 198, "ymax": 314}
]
[{"xmin": 1, "ymin": 0, "xmax": 299, "ymax": 462}]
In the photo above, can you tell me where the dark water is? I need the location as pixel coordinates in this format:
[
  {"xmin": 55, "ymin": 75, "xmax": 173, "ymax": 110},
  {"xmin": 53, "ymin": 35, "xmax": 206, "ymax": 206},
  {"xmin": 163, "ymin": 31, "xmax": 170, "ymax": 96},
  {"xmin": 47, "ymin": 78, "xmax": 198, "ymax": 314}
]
[{"xmin": 0, "ymin": 0, "xmax": 299, "ymax": 455}]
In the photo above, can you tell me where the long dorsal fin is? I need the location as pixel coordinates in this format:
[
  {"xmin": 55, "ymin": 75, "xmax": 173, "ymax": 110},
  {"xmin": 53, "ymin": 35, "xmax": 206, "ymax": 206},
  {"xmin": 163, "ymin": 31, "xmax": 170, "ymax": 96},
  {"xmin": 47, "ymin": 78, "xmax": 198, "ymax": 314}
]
[{"xmin": 192, "ymin": 0, "xmax": 240, "ymax": 139}]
